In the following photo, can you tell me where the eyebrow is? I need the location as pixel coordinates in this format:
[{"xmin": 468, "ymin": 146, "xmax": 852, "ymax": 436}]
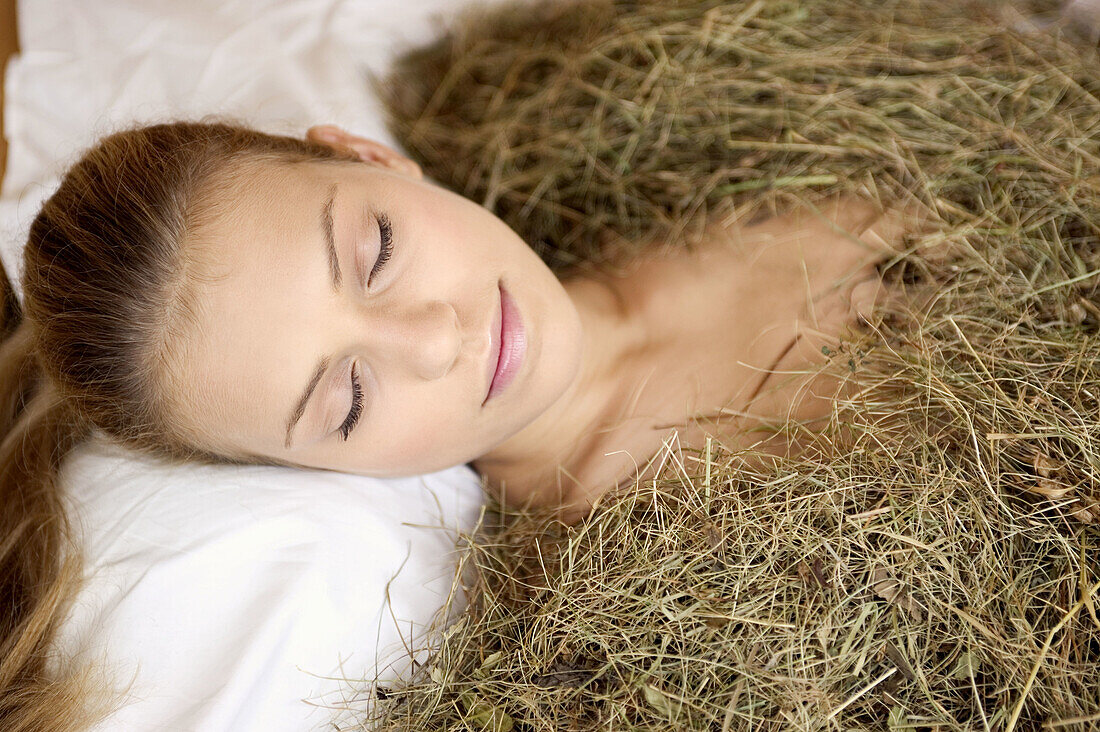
[
  {"xmin": 285, "ymin": 356, "xmax": 331, "ymax": 448},
  {"xmin": 323, "ymin": 183, "xmax": 340, "ymax": 290},
  {"xmin": 284, "ymin": 185, "xmax": 342, "ymax": 449}
]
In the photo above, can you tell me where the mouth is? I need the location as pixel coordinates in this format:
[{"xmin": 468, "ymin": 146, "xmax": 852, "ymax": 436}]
[{"xmin": 483, "ymin": 280, "xmax": 526, "ymax": 404}]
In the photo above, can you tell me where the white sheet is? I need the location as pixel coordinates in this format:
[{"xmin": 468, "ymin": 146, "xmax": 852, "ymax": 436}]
[
  {"xmin": 1, "ymin": 0, "xmax": 495, "ymax": 729},
  {"xmin": 59, "ymin": 438, "xmax": 484, "ymax": 731},
  {"xmin": 1, "ymin": 0, "xmax": 477, "ymax": 295}
]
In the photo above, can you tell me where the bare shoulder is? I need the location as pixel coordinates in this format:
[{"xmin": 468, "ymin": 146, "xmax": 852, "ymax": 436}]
[
  {"xmin": 703, "ymin": 194, "xmax": 928, "ymax": 258},
  {"xmin": 604, "ymin": 194, "xmax": 924, "ymax": 324}
]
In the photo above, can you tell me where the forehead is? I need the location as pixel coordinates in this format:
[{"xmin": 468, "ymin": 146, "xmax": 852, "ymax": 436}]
[
  {"xmin": 167, "ymin": 159, "xmax": 339, "ymax": 452},
  {"xmin": 198, "ymin": 158, "xmax": 331, "ymax": 245}
]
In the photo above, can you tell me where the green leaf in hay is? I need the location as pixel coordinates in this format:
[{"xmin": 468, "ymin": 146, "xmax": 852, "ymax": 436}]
[
  {"xmin": 643, "ymin": 683, "xmax": 675, "ymax": 716},
  {"xmin": 459, "ymin": 690, "xmax": 478, "ymax": 713},
  {"xmin": 477, "ymin": 651, "xmax": 504, "ymax": 675},
  {"xmin": 465, "ymin": 705, "xmax": 515, "ymax": 732},
  {"xmin": 888, "ymin": 704, "xmax": 908, "ymax": 729},
  {"xmin": 442, "ymin": 616, "xmax": 467, "ymax": 639},
  {"xmin": 459, "ymin": 689, "xmax": 514, "ymax": 732},
  {"xmin": 951, "ymin": 651, "xmax": 980, "ymax": 679}
]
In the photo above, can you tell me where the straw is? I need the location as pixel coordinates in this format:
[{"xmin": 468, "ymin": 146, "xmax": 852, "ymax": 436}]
[{"xmin": 333, "ymin": 0, "xmax": 1100, "ymax": 728}]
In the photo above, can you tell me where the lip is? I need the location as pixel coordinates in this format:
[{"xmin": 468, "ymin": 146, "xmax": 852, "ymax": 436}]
[{"xmin": 483, "ymin": 280, "xmax": 526, "ymax": 404}]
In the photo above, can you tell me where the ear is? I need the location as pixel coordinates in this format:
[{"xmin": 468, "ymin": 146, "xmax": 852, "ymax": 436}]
[{"xmin": 306, "ymin": 125, "xmax": 423, "ymax": 180}]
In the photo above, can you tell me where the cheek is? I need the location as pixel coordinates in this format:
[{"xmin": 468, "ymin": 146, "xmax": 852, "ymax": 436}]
[
  {"xmin": 417, "ymin": 190, "xmax": 522, "ymax": 263},
  {"xmin": 328, "ymin": 388, "xmax": 482, "ymax": 475}
]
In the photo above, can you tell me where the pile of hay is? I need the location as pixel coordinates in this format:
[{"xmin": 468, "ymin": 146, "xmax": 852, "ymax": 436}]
[{"xmin": 345, "ymin": 0, "xmax": 1100, "ymax": 728}]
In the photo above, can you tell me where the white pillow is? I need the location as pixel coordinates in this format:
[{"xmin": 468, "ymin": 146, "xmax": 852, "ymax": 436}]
[
  {"xmin": 58, "ymin": 437, "xmax": 485, "ymax": 732},
  {"xmin": 1, "ymin": 0, "xmax": 490, "ymax": 729}
]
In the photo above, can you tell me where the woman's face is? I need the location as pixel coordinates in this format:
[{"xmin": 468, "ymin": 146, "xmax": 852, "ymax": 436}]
[{"xmin": 173, "ymin": 128, "xmax": 584, "ymax": 476}]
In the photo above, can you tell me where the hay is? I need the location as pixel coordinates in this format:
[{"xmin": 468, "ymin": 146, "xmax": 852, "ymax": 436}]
[{"xmin": 342, "ymin": 0, "xmax": 1100, "ymax": 728}]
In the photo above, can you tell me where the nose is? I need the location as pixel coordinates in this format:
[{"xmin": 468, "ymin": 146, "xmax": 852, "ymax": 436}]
[{"xmin": 361, "ymin": 299, "xmax": 462, "ymax": 380}]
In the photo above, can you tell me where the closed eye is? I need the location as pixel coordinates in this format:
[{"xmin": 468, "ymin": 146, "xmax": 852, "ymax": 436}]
[
  {"xmin": 338, "ymin": 363, "xmax": 363, "ymax": 441},
  {"xmin": 338, "ymin": 213, "xmax": 392, "ymax": 441},
  {"xmin": 368, "ymin": 212, "xmax": 393, "ymax": 287}
]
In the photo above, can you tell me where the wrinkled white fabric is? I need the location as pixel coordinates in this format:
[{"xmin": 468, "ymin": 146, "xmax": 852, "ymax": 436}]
[
  {"xmin": 59, "ymin": 438, "xmax": 485, "ymax": 731},
  {"xmin": 0, "ymin": 0, "xmax": 476, "ymax": 296},
  {"xmin": 0, "ymin": 0, "xmax": 495, "ymax": 729}
]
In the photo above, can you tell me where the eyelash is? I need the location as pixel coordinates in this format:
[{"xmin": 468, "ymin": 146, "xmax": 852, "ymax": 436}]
[
  {"xmin": 338, "ymin": 213, "xmax": 393, "ymax": 441},
  {"xmin": 368, "ymin": 213, "xmax": 393, "ymax": 286},
  {"xmin": 339, "ymin": 365, "xmax": 364, "ymax": 441}
]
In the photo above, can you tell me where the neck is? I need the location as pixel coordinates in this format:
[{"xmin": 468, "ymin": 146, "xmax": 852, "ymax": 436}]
[{"xmin": 471, "ymin": 268, "xmax": 647, "ymax": 502}]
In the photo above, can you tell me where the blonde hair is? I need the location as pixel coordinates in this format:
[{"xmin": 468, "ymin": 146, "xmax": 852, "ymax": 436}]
[{"xmin": 0, "ymin": 121, "xmax": 356, "ymax": 730}]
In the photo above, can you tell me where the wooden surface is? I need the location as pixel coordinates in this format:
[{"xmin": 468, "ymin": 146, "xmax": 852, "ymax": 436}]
[
  {"xmin": 0, "ymin": 0, "xmax": 19, "ymax": 328},
  {"xmin": 0, "ymin": 0, "xmax": 17, "ymax": 185}
]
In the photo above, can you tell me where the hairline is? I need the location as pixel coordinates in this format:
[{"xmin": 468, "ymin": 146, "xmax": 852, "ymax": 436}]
[{"xmin": 152, "ymin": 151, "xmax": 359, "ymax": 460}]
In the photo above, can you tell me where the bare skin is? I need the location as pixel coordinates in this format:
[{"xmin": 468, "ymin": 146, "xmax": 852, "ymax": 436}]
[
  {"xmin": 181, "ymin": 124, "xmax": 919, "ymax": 528},
  {"xmin": 473, "ymin": 196, "xmax": 911, "ymax": 523}
]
